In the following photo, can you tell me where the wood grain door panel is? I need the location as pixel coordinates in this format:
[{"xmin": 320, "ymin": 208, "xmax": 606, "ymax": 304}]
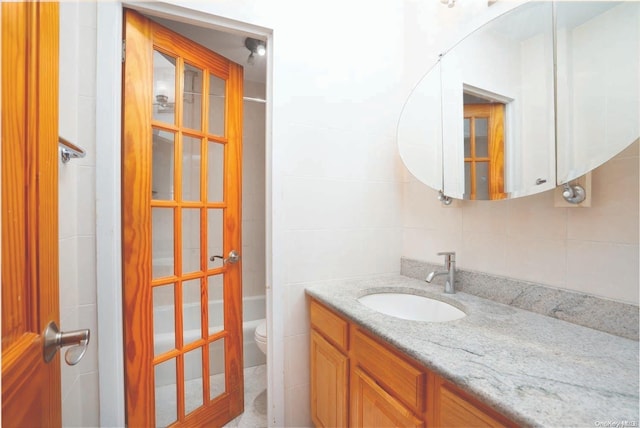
[
  {"xmin": 1, "ymin": 2, "xmax": 61, "ymax": 427},
  {"xmin": 122, "ymin": 10, "xmax": 244, "ymax": 427}
]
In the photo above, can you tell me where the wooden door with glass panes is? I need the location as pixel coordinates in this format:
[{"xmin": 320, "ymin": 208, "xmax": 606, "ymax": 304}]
[
  {"xmin": 463, "ymin": 103, "xmax": 505, "ymax": 200},
  {"xmin": 122, "ymin": 10, "xmax": 244, "ymax": 427}
]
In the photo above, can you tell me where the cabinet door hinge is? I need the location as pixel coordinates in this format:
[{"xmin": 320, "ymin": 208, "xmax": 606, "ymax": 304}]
[{"xmin": 121, "ymin": 40, "xmax": 126, "ymax": 63}]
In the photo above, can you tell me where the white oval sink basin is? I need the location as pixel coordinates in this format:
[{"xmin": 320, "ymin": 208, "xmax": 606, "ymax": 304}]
[{"xmin": 357, "ymin": 292, "xmax": 466, "ymax": 322}]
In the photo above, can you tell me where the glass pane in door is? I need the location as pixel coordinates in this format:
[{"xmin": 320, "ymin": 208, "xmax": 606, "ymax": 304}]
[
  {"xmin": 209, "ymin": 338, "xmax": 226, "ymax": 400},
  {"xmin": 476, "ymin": 162, "xmax": 490, "ymax": 200},
  {"xmin": 207, "ymin": 209, "xmax": 224, "ymax": 270},
  {"xmin": 208, "ymin": 275, "xmax": 224, "ymax": 335},
  {"xmin": 153, "ymin": 50, "xmax": 176, "ymax": 124},
  {"xmin": 207, "ymin": 141, "xmax": 224, "ymax": 202},
  {"xmin": 184, "ymin": 347, "xmax": 204, "ymax": 415},
  {"xmin": 155, "ymin": 358, "xmax": 177, "ymax": 427},
  {"xmin": 182, "ymin": 208, "xmax": 201, "ymax": 275},
  {"xmin": 208, "ymin": 75, "xmax": 225, "ymax": 136},
  {"xmin": 152, "ymin": 130, "xmax": 175, "ymax": 200},
  {"xmin": 152, "ymin": 208, "xmax": 174, "ymax": 278},
  {"xmin": 153, "ymin": 284, "xmax": 176, "ymax": 356},
  {"xmin": 182, "ymin": 278, "xmax": 202, "ymax": 345},
  {"xmin": 475, "ymin": 118, "xmax": 489, "ymax": 157},
  {"xmin": 182, "ymin": 135, "xmax": 201, "ymax": 202},
  {"xmin": 463, "ymin": 118, "xmax": 471, "ymax": 157},
  {"xmin": 183, "ymin": 64, "xmax": 203, "ymax": 131}
]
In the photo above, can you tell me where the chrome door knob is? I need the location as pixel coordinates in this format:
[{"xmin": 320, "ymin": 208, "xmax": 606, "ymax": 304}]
[
  {"xmin": 226, "ymin": 250, "xmax": 240, "ymax": 264},
  {"xmin": 209, "ymin": 250, "xmax": 241, "ymax": 265},
  {"xmin": 43, "ymin": 321, "xmax": 90, "ymax": 366}
]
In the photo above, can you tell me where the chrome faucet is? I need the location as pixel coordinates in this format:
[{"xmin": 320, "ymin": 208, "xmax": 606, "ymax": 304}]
[{"xmin": 426, "ymin": 251, "xmax": 456, "ymax": 294}]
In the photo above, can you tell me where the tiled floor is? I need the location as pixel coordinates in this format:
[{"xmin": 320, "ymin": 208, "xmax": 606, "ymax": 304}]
[
  {"xmin": 225, "ymin": 364, "xmax": 268, "ymax": 428},
  {"xmin": 155, "ymin": 364, "xmax": 267, "ymax": 427}
]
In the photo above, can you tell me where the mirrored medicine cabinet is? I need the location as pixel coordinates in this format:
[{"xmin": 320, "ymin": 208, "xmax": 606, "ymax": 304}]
[{"xmin": 397, "ymin": 1, "xmax": 639, "ymax": 201}]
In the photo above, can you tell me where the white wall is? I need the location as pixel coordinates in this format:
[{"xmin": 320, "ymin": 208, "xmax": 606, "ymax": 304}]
[{"xmin": 58, "ymin": 2, "xmax": 100, "ymax": 426}]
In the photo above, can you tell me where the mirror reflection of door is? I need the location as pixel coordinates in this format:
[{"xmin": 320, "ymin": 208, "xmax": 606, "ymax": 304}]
[{"xmin": 463, "ymin": 102, "xmax": 505, "ymax": 200}]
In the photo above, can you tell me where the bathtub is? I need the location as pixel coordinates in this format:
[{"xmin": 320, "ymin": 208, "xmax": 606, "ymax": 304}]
[{"xmin": 154, "ymin": 295, "xmax": 266, "ymax": 387}]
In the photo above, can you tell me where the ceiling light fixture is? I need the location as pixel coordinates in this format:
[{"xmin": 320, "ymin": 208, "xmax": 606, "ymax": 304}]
[
  {"xmin": 440, "ymin": 0, "xmax": 455, "ymax": 8},
  {"xmin": 245, "ymin": 37, "xmax": 266, "ymax": 64}
]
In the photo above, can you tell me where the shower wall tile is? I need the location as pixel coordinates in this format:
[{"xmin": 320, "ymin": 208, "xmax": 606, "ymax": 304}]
[{"xmin": 241, "ymin": 82, "xmax": 266, "ymax": 303}]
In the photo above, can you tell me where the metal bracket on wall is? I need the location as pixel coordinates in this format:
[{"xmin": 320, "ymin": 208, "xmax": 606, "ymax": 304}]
[
  {"xmin": 59, "ymin": 136, "xmax": 86, "ymax": 163},
  {"xmin": 554, "ymin": 172, "xmax": 591, "ymax": 207}
]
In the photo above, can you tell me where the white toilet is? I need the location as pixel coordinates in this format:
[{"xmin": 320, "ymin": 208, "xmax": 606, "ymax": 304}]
[{"xmin": 254, "ymin": 319, "xmax": 267, "ymax": 355}]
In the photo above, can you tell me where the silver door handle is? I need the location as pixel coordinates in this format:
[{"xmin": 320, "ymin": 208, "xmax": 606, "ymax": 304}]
[
  {"xmin": 43, "ymin": 321, "xmax": 90, "ymax": 366},
  {"xmin": 209, "ymin": 249, "xmax": 241, "ymax": 265}
]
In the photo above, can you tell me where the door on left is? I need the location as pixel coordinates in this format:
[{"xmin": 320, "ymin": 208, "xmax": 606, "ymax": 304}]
[{"xmin": 2, "ymin": 2, "xmax": 62, "ymax": 427}]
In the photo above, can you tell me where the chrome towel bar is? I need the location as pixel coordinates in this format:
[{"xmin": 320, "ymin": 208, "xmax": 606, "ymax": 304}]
[{"xmin": 59, "ymin": 136, "xmax": 86, "ymax": 163}]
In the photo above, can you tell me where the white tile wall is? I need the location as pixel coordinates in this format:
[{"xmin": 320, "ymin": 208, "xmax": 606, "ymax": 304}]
[
  {"xmin": 242, "ymin": 81, "xmax": 266, "ymax": 298},
  {"xmin": 59, "ymin": 1, "xmax": 100, "ymax": 426}
]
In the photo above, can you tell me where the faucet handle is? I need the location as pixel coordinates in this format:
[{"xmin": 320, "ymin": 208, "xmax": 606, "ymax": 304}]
[
  {"xmin": 437, "ymin": 251, "xmax": 455, "ymax": 260},
  {"xmin": 437, "ymin": 251, "xmax": 455, "ymax": 268}
]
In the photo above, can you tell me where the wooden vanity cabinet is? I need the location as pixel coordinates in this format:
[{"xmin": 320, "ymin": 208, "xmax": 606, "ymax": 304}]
[
  {"xmin": 434, "ymin": 376, "xmax": 514, "ymax": 427},
  {"xmin": 350, "ymin": 326, "xmax": 425, "ymax": 427},
  {"xmin": 310, "ymin": 299, "xmax": 349, "ymax": 427},
  {"xmin": 351, "ymin": 366, "xmax": 424, "ymax": 428},
  {"xmin": 309, "ymin": 297, "xmax": 515, "ymax": 428}
]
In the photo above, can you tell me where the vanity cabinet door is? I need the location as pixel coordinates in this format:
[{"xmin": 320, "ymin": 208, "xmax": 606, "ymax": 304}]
[
  {"xmin": 310, "ymin": 330, "xmax": 348, "ymax": 427},
  {"xmin": 350, "ymin": 367, "xmax": 423, "ymax": 428},
  {"xmin": 434, "ymin": 377, "xmax": 514, "ymax": 428}
]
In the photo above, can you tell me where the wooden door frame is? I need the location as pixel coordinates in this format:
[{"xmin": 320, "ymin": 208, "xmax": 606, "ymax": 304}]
[{"xmin": 94, "ymin": 3, "xmax": 280, "ymax": 426}]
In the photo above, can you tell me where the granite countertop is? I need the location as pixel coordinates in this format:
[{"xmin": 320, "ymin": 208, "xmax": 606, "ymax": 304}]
[{"xmin": 305, "ymin": 274, "xmax": 640, "ymax": 427}]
